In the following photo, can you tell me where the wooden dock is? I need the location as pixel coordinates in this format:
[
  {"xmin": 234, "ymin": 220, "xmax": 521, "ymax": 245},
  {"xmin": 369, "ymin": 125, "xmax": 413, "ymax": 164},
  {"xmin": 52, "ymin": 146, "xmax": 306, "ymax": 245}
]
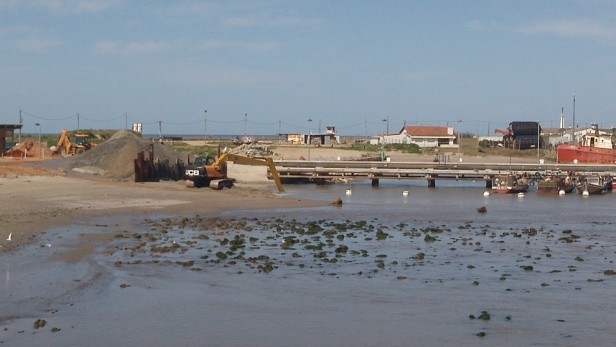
[{"xmin": 274, "ymin": 160, "xmax": 616, "ymax": 187}]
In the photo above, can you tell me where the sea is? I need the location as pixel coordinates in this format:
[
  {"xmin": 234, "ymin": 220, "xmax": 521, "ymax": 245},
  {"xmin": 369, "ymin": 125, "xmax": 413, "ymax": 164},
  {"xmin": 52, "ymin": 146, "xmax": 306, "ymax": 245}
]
[{"xmin": 2, "ymin": 180, "xmax": 616, "ymax": 347}]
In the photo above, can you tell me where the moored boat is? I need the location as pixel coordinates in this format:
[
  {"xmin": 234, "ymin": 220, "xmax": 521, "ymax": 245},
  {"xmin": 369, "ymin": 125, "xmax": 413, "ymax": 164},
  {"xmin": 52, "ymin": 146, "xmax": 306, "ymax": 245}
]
[
  {"xmin": 537, "ymin": 175, "xmax": 576, "ymax": 194},
  {"xmin": 576, "ymin": 175, "xmax": 611, "ymax": 195},
  {"xmin": 557, "ymin": 124, "xmax": 616, "ymax": 164},
  {"xmin": 491, "ymin": 174, "xmax": 530, "ymax": 194}
]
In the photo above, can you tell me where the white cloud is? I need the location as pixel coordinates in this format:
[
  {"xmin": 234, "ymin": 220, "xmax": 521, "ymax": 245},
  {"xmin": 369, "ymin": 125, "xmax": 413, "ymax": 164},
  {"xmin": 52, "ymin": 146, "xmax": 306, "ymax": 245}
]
[
  {"xmin": 199, "ymin": 39, "xmax": 278, "ymax": 53},
  {"xmin": 13, "ymin": 0, "xmax": 122, "ymax": 14},
  {"xmin": 464, "ymin": 20, "xmax": 487, "ymax": 31},
  {"xmin": 15, "ymin": 35, "xmax": 63, "ymax": 52},
  {"xmin": 517, "ymin": 18, "xmax": 616, "ymax": 43},
  {"xmin": 95, "ymin": 40, "xmax": 172, "ymax": 55},
  {"xmin": 0, "ymin": 0, "xmax": 22, "ymax": 10},
  {"xmin": 222, "ymin": 15, "xmax": 318, "ymax": 28},
  {"xmin": 166, "ymin": 2, "xmax": 218, "ymax": 16},
  {"xmin": 0, "ymin": 25, "xmax": 28, "ymax": 37}
]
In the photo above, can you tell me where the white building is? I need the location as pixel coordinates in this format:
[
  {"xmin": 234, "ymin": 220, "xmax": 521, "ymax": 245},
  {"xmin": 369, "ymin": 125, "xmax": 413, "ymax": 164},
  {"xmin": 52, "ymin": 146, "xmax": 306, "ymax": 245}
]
[{"xmin": 381, "ymin": 126, "xmax": 458, "ymax": 148}]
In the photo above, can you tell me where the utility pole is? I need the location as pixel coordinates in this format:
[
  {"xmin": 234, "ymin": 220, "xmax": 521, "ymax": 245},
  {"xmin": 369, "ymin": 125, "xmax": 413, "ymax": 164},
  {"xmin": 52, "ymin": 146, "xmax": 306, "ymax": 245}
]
[
  {"xmin": 204, "ymin": 110, "xmax": 207, "ymax": 145},
  {"xmin": 537, "ymin": 121, "xmax": 540, "ymax": 161},
  {"xmin": 18, "ymin": 109, "xmax": 22, "ymax": 143},
  {"xmin": 307, "ymin": 118, "xmax": 312, "ymax": 161},
  {"xmin": 125, "ymin": 113, "xmax": 128, "ymax": 130},
  {"xmin": 77, "ymin": 113, "xmax": 80, "ymax": 130}
]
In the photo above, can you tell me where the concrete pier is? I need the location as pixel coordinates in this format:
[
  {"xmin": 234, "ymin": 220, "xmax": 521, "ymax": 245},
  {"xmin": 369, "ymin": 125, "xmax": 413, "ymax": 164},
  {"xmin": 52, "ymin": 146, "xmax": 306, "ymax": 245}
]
[{"xmin": 275, "ymin": 160, "xmax": 616, "ymax": 187}]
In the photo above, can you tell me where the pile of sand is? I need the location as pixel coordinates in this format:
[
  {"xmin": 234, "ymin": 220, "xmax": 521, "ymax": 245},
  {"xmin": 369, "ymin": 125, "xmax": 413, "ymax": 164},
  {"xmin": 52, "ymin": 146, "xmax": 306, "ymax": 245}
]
[
  {"xmin": 65, "ymin": 130, "xmax": 192, "ymax": 179},
  {"xmin": 5, "ymin": 140, "xmax": 53, "ymax": 158}
]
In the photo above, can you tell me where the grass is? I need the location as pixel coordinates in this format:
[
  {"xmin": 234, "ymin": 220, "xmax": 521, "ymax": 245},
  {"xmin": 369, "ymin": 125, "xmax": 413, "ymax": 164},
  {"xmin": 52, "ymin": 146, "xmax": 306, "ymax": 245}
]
[{"xmin": 167, "ymin": 142, "xmax": 229, "ymax": 157}]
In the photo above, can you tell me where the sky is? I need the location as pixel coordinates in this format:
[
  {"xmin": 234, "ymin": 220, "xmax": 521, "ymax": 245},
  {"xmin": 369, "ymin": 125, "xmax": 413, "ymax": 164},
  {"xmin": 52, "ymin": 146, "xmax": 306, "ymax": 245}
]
[{"xmin": 2, "ymin": 0, "xmax": 616, "ymax": 136}]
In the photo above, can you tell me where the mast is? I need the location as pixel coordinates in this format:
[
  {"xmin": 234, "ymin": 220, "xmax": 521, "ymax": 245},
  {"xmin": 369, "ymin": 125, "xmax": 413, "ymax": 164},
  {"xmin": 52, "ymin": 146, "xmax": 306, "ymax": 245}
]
[{"xmin": 572, "ymin": 94, "xmax": 576, "ymax": 143}]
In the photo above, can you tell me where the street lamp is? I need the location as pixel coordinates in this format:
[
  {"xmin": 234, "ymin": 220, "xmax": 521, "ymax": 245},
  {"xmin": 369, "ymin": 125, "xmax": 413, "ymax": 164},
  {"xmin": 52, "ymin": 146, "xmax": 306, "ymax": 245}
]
[
  {"xmin": 307, "ymin": 118, "xmax": 312, "ymax": 161},
  {"xmin": 244, "ymin": 113, "xmax": 248, "ymax": 137},
  {"xmin": 381, "ymin": 118, "xmax": 388, "ymax": 160},
  {"xmin": 35, "ymin": 123, "xmax": 42, "ymax": 159}
]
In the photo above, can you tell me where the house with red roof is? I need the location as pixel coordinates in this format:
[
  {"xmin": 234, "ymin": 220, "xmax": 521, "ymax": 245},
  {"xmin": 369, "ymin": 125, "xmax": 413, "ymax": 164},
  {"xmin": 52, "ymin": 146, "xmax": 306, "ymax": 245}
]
[{"xmin": 382, "ymin": 125, "xmax": 458, "ymax": 148}]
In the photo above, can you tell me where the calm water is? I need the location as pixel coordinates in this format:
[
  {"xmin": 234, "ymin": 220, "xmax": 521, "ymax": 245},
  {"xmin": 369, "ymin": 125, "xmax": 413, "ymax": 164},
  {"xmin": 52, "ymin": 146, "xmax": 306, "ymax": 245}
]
[{"xmin": 2, "ymin": 182, "xmax": 616, "ymax": 346}]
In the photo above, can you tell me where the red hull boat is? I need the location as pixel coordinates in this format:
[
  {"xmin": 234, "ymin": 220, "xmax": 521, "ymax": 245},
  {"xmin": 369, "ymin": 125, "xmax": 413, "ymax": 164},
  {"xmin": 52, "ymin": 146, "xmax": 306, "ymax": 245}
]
[
  {"xmin": 557, "ymin": 144, "xmax": 616, "ymax": 164},
  {"xmin": 557, "ymin": 124, "xmax": 616, "ymax": 164}
]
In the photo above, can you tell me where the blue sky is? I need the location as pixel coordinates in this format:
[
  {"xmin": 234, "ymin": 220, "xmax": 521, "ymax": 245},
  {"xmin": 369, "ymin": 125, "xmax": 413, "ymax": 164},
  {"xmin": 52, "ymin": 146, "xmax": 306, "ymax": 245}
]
[{"xmin": 2, "ymin": 0, "xmax": 616, "ymax": 136}]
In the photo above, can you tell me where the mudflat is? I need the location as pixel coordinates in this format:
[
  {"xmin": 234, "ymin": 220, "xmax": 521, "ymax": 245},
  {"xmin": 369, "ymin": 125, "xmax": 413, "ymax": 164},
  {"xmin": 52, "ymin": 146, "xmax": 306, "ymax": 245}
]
[{"xmin": 0, "ymin": 160, "xmax": 323, "ymax": 253}]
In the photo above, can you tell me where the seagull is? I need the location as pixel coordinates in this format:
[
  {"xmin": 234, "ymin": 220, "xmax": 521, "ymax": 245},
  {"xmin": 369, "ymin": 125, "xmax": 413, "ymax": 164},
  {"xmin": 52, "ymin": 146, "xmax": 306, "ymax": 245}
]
[{"xmin": 6, "ymin": 233, "xmax": 11, "ymax": 241}]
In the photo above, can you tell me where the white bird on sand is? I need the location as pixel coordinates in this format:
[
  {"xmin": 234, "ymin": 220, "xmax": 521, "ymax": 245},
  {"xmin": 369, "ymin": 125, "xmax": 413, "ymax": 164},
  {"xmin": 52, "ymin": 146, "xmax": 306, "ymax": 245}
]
[
  {"xmin": 402, "ymin": 190, "xmax": 409, "ymax": 196},
  {"xmin": 345, "ymin": 189, "xmax": 352, "ymax": 195},
  {"xmin": 483, "ymin": 191, "xmax": 490, "ymax": 197},
  {"xmin": 517, "ymin": 192, "xmax": 525, "ymax": 198},
  {"xmin": 6, "ymin": 233, "xmax": 11, "ymax": 241}
]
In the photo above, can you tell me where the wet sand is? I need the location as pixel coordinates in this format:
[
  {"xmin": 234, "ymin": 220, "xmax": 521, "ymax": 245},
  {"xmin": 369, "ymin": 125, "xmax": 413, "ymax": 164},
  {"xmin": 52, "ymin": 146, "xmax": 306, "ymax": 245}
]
[{"xmin": 0, "ymin": 172, "xmax": 323, "ymax": 253}]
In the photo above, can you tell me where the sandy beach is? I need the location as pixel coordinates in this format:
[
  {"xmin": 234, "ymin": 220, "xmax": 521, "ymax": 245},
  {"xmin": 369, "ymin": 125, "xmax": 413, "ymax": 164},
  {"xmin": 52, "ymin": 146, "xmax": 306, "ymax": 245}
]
[{"xmin": 0, "ymin": 159, "xmax": 325, "ymax": 253}]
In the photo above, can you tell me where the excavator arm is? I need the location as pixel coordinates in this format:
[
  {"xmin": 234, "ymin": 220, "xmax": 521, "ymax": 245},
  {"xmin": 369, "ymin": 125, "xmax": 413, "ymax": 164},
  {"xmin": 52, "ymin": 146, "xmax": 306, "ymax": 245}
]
[
  {"xmin": 214, "ymin": 153, "xmax": 284, "ymax": 192},
  {"xmin": 56, "ymin": 128, "xmax": 73, "ymax": 156}
]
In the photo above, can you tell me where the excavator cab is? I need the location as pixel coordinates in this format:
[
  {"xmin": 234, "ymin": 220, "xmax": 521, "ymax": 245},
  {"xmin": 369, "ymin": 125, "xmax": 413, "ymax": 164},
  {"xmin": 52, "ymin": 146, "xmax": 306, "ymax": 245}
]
[
  {"xmin": 72, "ymin": 133, "xmax": 93, "ymax": 154},
  {"xmin": 185, "ymin": 153, "xmax": 283, "ymax": 192},
  {"xmin": 194, "ymin": 155, "xmax": 216, "ymax": 166}
]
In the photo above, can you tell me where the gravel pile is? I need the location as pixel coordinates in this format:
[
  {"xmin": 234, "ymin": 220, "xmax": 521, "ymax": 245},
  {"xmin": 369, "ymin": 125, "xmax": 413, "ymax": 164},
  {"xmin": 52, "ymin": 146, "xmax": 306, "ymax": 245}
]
[{"xmin": 65, "ymin": 130, "xmax": 191, "ymax": 179}]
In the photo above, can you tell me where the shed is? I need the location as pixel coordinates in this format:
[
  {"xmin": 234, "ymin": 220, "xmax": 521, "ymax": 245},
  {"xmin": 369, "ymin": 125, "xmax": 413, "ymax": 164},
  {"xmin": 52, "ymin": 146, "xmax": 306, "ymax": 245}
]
[{"xmin": 1, "ymin": 124, "xmax": 23, "ymax": 155}]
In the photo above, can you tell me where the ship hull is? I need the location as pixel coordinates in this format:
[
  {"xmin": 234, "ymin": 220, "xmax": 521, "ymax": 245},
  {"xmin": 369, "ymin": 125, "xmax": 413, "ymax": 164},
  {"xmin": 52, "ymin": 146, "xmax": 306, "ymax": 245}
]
[{"xmin": 557, "ymin": 145, "xmax": 616, "ymax": 164}]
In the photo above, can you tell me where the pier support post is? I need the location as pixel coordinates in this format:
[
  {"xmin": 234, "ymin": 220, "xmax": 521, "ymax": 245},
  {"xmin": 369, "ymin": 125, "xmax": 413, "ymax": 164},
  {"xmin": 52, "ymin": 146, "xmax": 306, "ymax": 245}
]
[
  {"xmin": 371, "ymin": 179, "xmax": 379, "ymax": 187},
  {"xmin": 485, "ymin": 180, "xmax": 492, "ymax": 188},
  {"xmin": 428, "ymin": 179, "xmax": 436, "ymax": 188}
]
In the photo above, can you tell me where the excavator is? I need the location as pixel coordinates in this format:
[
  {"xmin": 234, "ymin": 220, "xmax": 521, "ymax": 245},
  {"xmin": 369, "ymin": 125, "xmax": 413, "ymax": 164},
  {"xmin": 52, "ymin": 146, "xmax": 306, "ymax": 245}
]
[
  {"xmin": 55, "ymin": 128, "xmax": 94, "ymax": 156},
  {"xmin": 184, "ymin": 153, "xmax": 284, "ymax": 192}
]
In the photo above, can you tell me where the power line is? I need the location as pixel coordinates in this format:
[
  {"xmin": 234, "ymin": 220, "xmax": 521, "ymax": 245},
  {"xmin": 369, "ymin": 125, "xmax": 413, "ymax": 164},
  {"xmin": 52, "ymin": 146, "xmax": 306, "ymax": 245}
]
[{"xmin": 21, "ymin": 110, "xmax": 77, "ymax": 121}]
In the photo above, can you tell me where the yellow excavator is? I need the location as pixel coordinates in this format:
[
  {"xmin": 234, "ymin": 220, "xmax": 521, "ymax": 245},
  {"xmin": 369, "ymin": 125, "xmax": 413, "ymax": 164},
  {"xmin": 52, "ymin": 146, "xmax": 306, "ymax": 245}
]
[
  {"xmin": 55, "ymin": 128, "xmax": 94, "ymax": 156},
  {"xmin": 184, "ymin": 153, "xmax": 284, "ymax": 192}
]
